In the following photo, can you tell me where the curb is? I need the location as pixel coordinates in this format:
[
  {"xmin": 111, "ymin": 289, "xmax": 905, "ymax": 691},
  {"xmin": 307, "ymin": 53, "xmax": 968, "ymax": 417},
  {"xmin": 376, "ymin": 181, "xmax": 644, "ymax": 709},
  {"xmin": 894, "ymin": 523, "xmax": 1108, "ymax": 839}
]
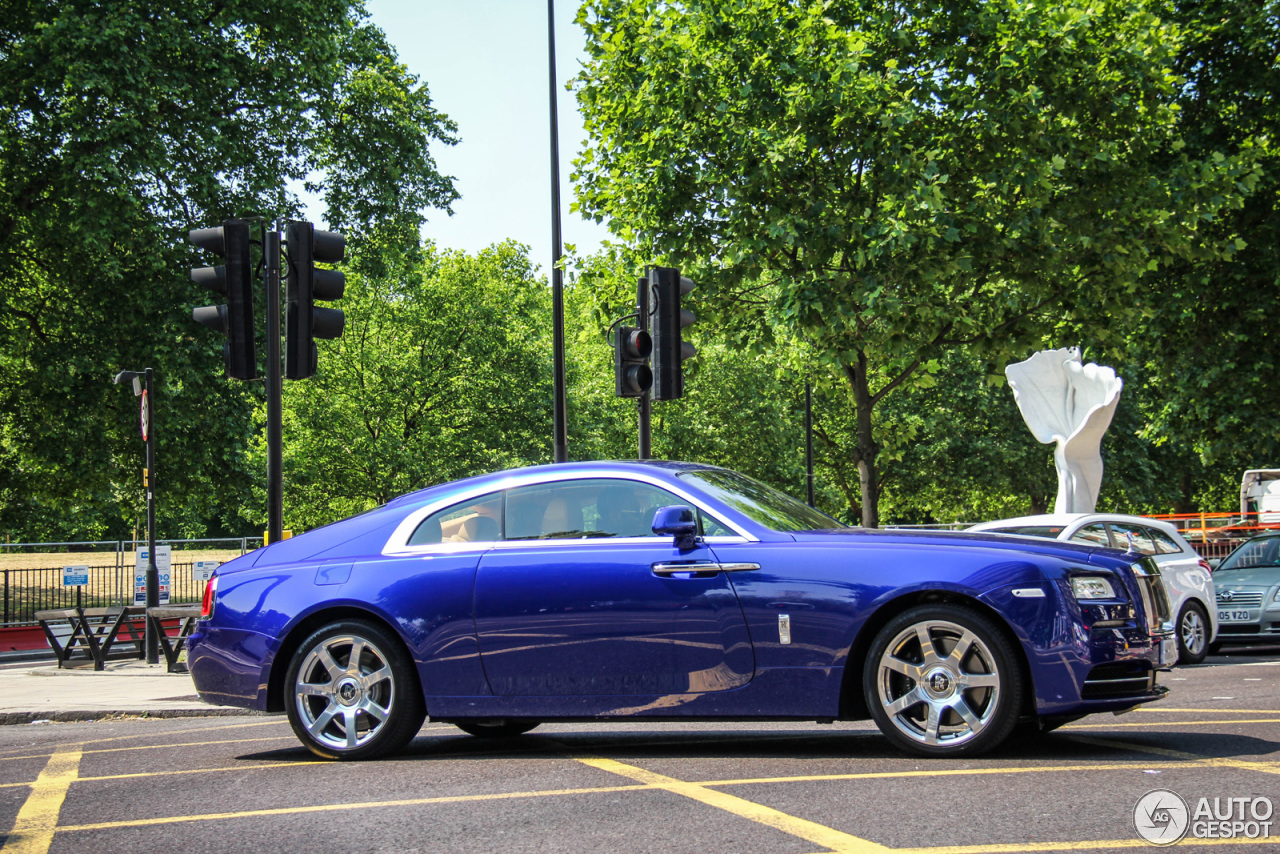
[{"xmin": 0, "ymin": 708, "xmax": 271, "ymax": 725}]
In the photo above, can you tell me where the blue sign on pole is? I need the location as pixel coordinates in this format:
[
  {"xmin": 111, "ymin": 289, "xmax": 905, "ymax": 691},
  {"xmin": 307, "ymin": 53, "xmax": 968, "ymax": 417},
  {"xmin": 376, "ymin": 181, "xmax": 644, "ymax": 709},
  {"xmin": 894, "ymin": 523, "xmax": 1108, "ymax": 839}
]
[{"xmin": 62, "ymin": 565, "xmax": 89, "ymax": 587}]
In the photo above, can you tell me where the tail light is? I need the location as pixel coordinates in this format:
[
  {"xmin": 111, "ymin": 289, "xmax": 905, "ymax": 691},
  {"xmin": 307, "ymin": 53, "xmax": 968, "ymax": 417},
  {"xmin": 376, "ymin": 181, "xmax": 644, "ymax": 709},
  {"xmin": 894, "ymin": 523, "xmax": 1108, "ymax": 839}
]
[
  {"xmin": 1198, "ymin": 558, "xmax": 1213, "ymax": 575},
  {"xmin": 200, "ymin": 575, "xmax": 218, "ymax": 619}
]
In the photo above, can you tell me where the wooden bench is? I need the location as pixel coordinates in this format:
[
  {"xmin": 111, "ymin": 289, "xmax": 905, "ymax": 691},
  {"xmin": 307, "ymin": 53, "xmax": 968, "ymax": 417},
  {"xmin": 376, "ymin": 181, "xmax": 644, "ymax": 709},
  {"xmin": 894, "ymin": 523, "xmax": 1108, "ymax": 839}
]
[
  {"xmin": 35, "ymin": 606, "xmax": 147, "ymax": 671},
  {"xmin": 146, "ymin": 605, "xmax": 202, "ymax": 673}
]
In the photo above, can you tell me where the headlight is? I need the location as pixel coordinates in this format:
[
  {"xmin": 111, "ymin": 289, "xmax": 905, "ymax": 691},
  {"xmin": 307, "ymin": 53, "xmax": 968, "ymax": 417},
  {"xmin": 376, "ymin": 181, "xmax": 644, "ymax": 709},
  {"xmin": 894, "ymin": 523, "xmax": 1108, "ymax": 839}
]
[
  {"xmin": 1273, "ymin": 589, "xmax": 1280, "ymax": 603},
  {"xmin": 1071, "ymin": 576, "xmax": 1117, "ymax": 599}
]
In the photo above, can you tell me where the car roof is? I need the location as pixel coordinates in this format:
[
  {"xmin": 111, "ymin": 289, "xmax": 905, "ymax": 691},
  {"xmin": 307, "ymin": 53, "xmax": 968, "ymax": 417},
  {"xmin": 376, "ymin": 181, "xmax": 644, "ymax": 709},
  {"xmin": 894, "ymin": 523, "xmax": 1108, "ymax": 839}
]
[
  {"xmin": 968, "ymin": 513, "xmax": 1181, "ymax": 536},
  {"xmin": 385, "ymin": 459, "xmax": 724, "ymax": 508}
]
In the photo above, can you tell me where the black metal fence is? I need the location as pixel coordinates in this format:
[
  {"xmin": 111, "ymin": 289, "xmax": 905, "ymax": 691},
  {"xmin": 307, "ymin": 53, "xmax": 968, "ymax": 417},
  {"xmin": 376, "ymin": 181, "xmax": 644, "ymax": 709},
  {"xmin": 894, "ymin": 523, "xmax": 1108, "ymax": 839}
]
[
  {"xmin": 1, "ymin": 563, "xmax": 217, "ymax": 625},
  {"xmin": 0, "ymin": 537, "xmax": 262, "ymax": 627}
]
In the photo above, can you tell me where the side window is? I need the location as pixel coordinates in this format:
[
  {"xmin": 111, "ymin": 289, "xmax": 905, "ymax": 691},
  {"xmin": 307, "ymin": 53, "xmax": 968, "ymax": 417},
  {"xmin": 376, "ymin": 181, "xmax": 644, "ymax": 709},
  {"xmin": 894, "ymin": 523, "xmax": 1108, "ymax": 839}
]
[
  {"xmin": 505, "ymin": 478, "xmax": 700, "ymax": 540},
  {"xmin": 1070, "ymin": 523, "xmax": 1112, "ymax": 548},
  {"xmin": 1147, "ymin": 528, "xmax": 1185, "ymax": 555},
  {"xmin": 699, "ymin": 510, "xmax": 734, "ymax": 537},
  {"xmin": 408, "ymin": 494, "xmax": 503, "ymax": 545},
  {"xmin": 1108, "ymin": 522, "xmax": 1157, "ymax": 555}
]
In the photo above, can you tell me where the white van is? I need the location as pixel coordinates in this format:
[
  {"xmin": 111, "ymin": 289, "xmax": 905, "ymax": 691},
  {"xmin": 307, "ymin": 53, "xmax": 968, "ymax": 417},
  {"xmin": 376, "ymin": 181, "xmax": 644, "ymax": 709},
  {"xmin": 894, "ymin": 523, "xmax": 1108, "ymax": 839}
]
[{"xmin": 1241, "ymin": 470, "xmax": 1280, "ymax": 523}]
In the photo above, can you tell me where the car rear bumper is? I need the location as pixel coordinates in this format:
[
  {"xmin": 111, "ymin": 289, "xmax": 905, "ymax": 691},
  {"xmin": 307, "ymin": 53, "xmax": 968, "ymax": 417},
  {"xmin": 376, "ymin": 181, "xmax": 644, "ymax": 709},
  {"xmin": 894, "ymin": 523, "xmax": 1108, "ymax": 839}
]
[{"xmin": 187, "ymin": 624, "xmax": 275, "ymax": 710}]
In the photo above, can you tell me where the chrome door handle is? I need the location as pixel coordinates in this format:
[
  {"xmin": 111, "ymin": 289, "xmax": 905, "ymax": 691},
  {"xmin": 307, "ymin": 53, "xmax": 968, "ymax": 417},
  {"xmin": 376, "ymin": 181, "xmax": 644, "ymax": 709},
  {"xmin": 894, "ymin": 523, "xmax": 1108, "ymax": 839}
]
[{"xmin": 651, "ymin": 562, "xmax": 760, "ymax": 575}]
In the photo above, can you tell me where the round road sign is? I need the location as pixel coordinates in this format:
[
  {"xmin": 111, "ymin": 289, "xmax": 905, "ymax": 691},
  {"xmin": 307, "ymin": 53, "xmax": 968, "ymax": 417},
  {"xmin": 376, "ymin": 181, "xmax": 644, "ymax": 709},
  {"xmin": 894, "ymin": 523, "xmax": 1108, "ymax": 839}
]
[{"xmin": 140, "ymin": 389, "xmax": 149, "ymax": 441}]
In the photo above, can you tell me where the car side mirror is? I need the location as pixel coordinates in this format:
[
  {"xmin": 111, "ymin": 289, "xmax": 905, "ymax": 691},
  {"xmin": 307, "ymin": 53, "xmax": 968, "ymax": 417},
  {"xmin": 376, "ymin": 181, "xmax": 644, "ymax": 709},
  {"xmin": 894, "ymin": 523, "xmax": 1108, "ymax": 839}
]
[
  {"xmin": 1208, "ymin": 558, "xmax": 1221, "ymax": 571},
  {"xmin": 652, "ymin": 505, "xmax": 699, "ymax": 551}
]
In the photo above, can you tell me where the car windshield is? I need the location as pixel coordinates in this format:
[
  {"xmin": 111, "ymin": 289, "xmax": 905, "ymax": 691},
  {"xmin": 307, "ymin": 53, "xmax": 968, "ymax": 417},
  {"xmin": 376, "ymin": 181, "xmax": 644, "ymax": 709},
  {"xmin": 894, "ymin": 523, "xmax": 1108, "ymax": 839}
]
[
  {"xmin": 678, "ymin": 469, "xmax": 841, "ymax": 532},
  {"xmin": 1217, "ymin": 536, "xmax": 1280, "ymax": 572}
]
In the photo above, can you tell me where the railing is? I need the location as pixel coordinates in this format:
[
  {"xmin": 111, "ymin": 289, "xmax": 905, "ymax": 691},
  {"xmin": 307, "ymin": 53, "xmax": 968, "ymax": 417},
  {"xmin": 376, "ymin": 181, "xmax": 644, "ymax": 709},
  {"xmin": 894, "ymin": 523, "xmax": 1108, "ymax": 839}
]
[
  {"xmin": 2, "ymin": 563, "xmax": 218, "ymax": 626},
  {"xmin": 0, "ymin": 537, "xmax": 262, "ymax": 628},
  {"xmin": 1146, "ymin": 511, "xmax": 1280, "ymax": 542}
]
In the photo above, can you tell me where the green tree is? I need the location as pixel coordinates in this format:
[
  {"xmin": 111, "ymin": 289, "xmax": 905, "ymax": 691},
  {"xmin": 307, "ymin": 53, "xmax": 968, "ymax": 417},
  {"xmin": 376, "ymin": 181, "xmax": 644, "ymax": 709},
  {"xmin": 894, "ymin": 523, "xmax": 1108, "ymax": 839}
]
[
  {"xmin": 1123, "ymin": 0, "xmax": 1280, "ymax": 469},
  {"xmin": 573, "ymin": 0, "xmax": 1258, "ymax": 526},
  {"xmin": 0, "ymin": 0, "xmax": 457, "ymax": 539},
  {"xmin": 272, "ymin": 242, "xmax": 553, "ymax": 529}
]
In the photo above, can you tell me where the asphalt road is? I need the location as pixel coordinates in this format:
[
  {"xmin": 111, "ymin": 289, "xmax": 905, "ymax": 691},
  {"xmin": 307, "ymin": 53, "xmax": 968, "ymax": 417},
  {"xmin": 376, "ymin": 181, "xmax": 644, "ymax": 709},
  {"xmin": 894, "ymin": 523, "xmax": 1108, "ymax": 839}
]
[{"xmin": 2, "ymin": 647, "xmax": 1278, "ymax": 854}]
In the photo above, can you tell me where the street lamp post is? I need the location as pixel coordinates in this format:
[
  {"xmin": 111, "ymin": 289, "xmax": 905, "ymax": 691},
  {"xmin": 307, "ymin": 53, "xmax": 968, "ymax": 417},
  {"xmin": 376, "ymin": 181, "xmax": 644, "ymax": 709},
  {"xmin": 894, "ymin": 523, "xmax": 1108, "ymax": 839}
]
[{"xmin": 114, "ymin": 368, "xmax": 159, "ymax": 664}]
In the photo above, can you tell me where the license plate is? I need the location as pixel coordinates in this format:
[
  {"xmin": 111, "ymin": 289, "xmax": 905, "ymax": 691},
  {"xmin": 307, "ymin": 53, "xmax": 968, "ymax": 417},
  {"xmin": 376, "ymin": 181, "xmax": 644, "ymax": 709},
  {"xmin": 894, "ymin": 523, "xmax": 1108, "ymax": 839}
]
[{"xmin": 1218, "ymin": 609, "xmax": 1253, "ymax": 623}]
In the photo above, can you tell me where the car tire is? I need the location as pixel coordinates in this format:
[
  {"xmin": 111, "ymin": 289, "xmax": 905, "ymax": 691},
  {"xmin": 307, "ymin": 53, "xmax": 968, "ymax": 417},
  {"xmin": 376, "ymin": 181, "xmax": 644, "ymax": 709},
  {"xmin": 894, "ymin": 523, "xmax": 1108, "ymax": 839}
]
[
  {"xmin": 454, "ymin": 721, "xmax": 541, "ymax": 738},
  {"xmin": 863, "ymin": 604, "xmax": 1023, "ymax": 758},
  {"xmin": 285, "ymin": 619, "xmax": 425, "ymax": 761},
  {"xmin": 1176, "ymin": 602, "xmax": 1210, "ymax": 665}
]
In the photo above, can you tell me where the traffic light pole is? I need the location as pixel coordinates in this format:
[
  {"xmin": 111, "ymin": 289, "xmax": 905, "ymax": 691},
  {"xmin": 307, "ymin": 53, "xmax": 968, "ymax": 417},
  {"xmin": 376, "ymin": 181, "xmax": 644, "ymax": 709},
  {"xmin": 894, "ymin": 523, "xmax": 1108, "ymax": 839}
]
[
  {"xmin": 548, "ymin": 0, "xmax": 568, "ymax": 464},
  {"xmin": 805, "ymin": 380, "xmax": 815, "ymax": 507},
  {"xmin": 637, "ymin": 276, "xmax": 651, "ymax": 459},
  {"xmin": 265, "ymin": 225, "xmax": 284, "ymax": 544},
  {"xmin": 143, "ymin": 368, "xmax": 158, "ymax": 664}
]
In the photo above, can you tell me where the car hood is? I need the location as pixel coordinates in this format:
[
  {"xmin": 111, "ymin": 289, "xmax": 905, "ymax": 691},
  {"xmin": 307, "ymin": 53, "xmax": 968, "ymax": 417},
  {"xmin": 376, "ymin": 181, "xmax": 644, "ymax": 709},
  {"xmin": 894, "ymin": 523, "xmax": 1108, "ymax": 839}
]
[
  {"xmin": 788, "ymin": 527, "xmax": 1125, "ymax": 563},
  {"xmin": 1212, "ymin": 567, "xmax": 1280, "ymax": 588}
]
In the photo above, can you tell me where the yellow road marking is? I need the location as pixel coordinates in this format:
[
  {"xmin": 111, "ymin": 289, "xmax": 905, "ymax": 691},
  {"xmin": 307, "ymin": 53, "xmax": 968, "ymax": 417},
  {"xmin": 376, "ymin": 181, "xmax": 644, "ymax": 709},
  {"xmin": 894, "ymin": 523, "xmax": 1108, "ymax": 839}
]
[
  {"xmin": 56, "ymin": 784, "xmax": 653, "ymax": 832},
  {"xmin": 578, "ymin": 755, "xmax": 889, "ymax": 853},
  {"xmin": 0, "ymin": 724, "xmax": 459, "ymax": 765},
  {"xmin": 1065, "ymin": 717, "xmax": 1280, "ymax": 729},
  {"xmin": 0, "ymin": 749, "xmax": 81, "ymax": 854},
  {"xmin": 700, "ymin": 761, "xmax": 1204, "ymax": 787},
  {"xmin": 1136, "ymin": 707, "xmax": 1280, "ymax": 714},
  {"xmin": 0, "ymin": 717, "xmax": 291, "ymax": 761},
  {"xmin": 1065, "ymin": 734, "xmax": 1280, "ymax": 776},
  {"xmin": 893, "ymin": 836, "xmax": 1278, "ymax": 852}
]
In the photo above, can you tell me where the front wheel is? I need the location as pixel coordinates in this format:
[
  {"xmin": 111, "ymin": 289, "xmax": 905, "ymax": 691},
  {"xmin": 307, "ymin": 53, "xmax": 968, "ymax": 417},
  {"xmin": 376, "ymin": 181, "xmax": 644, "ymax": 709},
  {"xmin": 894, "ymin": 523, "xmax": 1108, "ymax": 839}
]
[
  {"xmin": 285, "ymin": 620, "xmax": 425, "ymax": 760},
  {"xmin": 863, "ymin": 604, "xmax": 1023, "ymax": 757},
  {"xmin": 1176, "ymin": 602, "xmax": 1210, "ymax": 664}
]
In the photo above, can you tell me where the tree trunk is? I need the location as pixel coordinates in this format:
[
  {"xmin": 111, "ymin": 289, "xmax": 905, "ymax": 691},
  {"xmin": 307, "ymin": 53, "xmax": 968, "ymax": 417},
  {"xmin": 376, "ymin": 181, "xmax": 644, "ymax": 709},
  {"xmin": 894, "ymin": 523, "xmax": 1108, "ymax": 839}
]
[{"xmin": 844, "ymin": 354, "xmax": 880, "ymax": 528}]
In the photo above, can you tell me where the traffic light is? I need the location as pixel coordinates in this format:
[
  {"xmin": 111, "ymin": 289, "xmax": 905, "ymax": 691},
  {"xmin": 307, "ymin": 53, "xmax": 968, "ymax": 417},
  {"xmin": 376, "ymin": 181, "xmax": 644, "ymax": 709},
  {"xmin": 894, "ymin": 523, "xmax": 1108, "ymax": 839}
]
[
  {"xmin": 285, "ymin": 220, "xmax": 346, "ymax": 380},
  {"xmin": 190, "ymin": 219, "xmax": 256, "ymax": 380},
  {"xmin": 648, "ymin": 266, "xmax": 697, "ymax": 400},
  {"xmin": 614, "ymin": 326, "xmax": 652, "ymax": 398}
]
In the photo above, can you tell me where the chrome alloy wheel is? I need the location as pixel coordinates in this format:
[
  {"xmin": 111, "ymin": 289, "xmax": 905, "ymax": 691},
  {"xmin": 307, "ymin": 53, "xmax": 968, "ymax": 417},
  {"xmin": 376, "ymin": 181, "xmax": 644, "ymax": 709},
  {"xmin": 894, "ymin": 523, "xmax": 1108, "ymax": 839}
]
[
  {"xmin": 1179, "ymin": 605, "xmax": 1208, "ymax": 660},
  {"xmin": 875, "ymin": 619, "xmax": 1002, "ymax": 748},
  {"xmin": 293, "ymin": 633, "xmax": 396, "ymax": 752}
]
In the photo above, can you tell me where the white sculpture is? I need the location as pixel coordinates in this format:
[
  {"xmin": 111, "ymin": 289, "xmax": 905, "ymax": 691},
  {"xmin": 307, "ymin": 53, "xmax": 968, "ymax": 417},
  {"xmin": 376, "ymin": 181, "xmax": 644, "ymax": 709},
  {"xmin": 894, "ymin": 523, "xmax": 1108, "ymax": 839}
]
[{"xmin": 1005, "ymin": 348, "xmax": 1124, "ymax": 514}]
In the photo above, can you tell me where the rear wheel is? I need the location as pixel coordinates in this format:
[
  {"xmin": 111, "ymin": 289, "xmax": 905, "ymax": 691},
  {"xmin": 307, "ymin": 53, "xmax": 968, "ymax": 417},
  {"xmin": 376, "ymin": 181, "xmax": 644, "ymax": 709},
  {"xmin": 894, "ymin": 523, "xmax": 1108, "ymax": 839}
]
[
  {"xmin": 1176, "ymin": 602, "xmax": 1210, "ymax": 664},
  {"xmin": 455, "ymin": 721, "xmax": 540, "ymax": 738},
  {"xmin": 863, "ymin": 604, "xmax": 1023, "ymax": 757},
  {"xmin": 285, "ymin": 620, "xmax": 425, "ymax": 760}
]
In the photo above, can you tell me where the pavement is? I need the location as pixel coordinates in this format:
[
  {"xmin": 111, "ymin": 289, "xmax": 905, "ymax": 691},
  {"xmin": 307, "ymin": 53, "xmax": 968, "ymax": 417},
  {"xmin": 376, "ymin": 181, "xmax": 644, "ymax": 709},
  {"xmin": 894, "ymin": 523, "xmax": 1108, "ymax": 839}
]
[{"xmin": 0, "ymin": 657, "xmax": 261, "ymax": 724}]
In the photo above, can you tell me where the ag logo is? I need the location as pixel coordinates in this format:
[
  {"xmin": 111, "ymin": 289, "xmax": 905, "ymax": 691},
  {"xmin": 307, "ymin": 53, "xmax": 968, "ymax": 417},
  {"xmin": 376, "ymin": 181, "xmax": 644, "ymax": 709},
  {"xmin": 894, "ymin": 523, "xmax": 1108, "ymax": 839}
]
[{"xmin": 1134, "ymin": 789, "xmax": 1190, "ymax": 845}]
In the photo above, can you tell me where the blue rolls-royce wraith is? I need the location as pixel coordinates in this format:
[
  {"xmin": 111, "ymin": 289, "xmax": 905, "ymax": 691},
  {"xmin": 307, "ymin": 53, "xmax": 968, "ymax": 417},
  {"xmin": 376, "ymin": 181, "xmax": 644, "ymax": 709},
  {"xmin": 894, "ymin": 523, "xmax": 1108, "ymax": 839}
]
[{"xmin": 187, "ymin": 461, "xmax": 1176, "ymax": 759}]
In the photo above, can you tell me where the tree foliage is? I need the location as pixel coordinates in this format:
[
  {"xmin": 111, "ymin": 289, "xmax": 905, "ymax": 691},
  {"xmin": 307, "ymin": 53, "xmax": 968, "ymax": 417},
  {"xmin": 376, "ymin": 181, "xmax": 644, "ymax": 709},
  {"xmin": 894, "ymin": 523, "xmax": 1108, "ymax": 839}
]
[
  {"xmin": 269, "ymin": 242, "xmax": 553, "ymax": 528},
  {"xmin": 573, "ymin": 0, "xmax": 1259, "ymax": 525},
  {"xmin": 0, "ymin": 0, "xmax": 457, "ymax": 538}
]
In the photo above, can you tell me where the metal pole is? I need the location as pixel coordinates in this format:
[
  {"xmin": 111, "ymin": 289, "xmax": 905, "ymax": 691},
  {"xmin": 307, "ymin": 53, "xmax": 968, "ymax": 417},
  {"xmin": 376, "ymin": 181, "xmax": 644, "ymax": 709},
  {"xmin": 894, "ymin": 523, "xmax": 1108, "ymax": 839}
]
[
  {"xmin": 637, "ymin": 275, "xmax": 651, "ymax": 459},
  {"xmin": 144, "ymin": 367, "xmax": 158, "ymax": 663},
  {"xmin": 805, "ymin": 380, "xmax": 815, "ymax": 507},
  {"xmin": 266, "ymin": 226, "xmax": 284, "ymax": 543},
  {"xmin": 548, "ymin": 0, "xmax": 568, "ymax": 464}
]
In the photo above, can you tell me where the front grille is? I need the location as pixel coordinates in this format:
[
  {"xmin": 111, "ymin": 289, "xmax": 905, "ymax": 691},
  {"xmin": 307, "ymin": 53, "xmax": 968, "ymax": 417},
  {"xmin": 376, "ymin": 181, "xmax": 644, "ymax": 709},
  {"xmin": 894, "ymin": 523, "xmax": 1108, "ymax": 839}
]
[
  {"xmin": 1083, "ymin": 662, "xmax": 1157, "ymax": 699},
  {"xmin": 1131, "ymin": 558, "xmax": 1170, "ymax": 629},
  {"xmin": 1217, "ymin": 592, "xmax": 1264, "ymax": 609}
]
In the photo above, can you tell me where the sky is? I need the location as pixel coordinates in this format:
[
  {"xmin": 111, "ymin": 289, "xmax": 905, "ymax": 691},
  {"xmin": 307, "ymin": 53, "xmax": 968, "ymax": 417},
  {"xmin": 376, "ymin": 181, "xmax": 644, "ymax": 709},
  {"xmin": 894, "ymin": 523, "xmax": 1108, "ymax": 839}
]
[{"xmin": 358, "ymin": 0, "xmax": 614, "ymax": 265}]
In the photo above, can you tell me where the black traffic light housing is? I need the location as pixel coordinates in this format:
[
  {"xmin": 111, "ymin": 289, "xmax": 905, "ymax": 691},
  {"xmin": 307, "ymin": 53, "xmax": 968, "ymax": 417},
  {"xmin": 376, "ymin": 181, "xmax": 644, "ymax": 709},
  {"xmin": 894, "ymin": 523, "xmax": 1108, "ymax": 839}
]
[
  {"xmin": 648, "ymin": 266, "xmax": 697, "ymax": 401},
  {"xmin": 285, "ymin": 220, "xmax": 346, "ymax": 380},
  {"xmin": 614, "ymin": 326, "xmax": 653, "ymax": 398},
  {"xmin": 190, "ymin": 219, "xmax": 256, "ymax": 380}
]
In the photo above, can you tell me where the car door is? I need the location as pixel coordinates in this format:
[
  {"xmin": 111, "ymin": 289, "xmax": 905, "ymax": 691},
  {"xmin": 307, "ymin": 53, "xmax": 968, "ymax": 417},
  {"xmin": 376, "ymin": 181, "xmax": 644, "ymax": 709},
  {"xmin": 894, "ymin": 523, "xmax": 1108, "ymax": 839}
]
[{"xmin": 473, "ymin": 477, "xmax": 755, "ymax": 696}]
